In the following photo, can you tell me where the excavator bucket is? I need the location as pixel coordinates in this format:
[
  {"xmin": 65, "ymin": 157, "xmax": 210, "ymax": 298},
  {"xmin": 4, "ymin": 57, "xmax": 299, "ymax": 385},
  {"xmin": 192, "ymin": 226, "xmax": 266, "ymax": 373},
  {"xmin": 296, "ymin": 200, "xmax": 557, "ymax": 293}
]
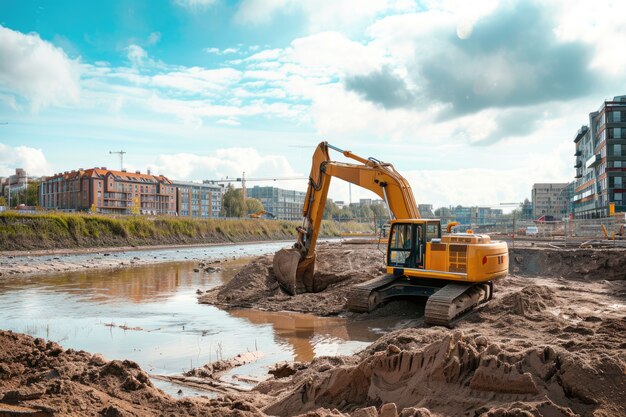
[{"xmin": 272, "ymin": 249, "xmax": 316, "ymax": 295}]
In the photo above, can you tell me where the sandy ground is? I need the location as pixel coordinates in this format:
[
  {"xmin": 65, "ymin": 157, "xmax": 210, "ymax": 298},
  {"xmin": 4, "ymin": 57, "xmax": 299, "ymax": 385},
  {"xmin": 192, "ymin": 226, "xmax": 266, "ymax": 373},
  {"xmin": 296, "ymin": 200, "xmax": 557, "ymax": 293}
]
[
  {"xmin": 1, "ymin": 243, "xmax": 624, "ymax": 416},
  {"xmin": 0, "ymin": 330, "xmax": 268, "ymax": 416},
  {"xmin": 199, "ymin": 243, "xmax": 626, "ymax": 315},
  {"xmin": 255, "ymin": 275, "xmax": 625, "ymax": 417},
  {"xmin": 0, "ymin": 240, "xmax": 293, "ymax": 278},
  {"xmin": 199, "ymin": 242, "xmax": 386, "ymax": 315},
  {"xmin": 0, "ymin": 253, "xmax": 155, "ymax": 277}
]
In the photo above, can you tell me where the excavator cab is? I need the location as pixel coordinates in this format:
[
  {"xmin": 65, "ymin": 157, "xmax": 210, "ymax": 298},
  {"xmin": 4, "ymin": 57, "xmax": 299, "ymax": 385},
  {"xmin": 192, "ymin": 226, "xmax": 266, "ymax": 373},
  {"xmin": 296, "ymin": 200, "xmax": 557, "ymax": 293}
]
[{"xmin": 387, "ymin": 220, "xmax": 441, "ymax": 270}]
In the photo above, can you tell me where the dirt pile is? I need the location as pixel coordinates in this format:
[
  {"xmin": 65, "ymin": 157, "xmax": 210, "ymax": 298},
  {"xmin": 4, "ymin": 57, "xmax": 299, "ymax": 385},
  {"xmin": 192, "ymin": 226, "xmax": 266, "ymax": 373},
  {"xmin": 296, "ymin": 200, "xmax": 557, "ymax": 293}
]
[
  {"xmin": 199, "ymin": 243, "xmax": 386, "ymax": 315},
  {"xmin": 185, "ymin": 351, "xmax": 264, "ymax": 379},
  {"xmin": 494, "ymin": 285, "xmax": 558, "ymax": 317},
  {"xmin": 510, "ymin": 247, "xmax": 626, "ymax": 280},
  {"xmin": 251, "ymin": 271, "xmax": 626, "ymax": 417},
  {"xmin": 0, "ymin": 330, "xmax": 265, "ymax": 416},
  {"xmin": 259, "ymin": 329, "xmax": 625, "ymax": 417}
]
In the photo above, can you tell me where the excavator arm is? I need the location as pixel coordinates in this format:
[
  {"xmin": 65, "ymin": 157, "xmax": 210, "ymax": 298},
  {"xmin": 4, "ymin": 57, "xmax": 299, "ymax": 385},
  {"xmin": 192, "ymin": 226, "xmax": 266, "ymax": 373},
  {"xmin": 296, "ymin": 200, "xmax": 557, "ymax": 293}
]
[{"xmin": 273, "ymin": 142, "xmax": 421, "ymax": 294}]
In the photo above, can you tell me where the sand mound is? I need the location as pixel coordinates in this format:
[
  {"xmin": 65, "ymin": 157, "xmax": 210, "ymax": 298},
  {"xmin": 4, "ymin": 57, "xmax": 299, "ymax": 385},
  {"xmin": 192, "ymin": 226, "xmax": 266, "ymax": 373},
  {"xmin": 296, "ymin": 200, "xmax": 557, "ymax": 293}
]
[
  {"xmin": 199, "ymin": 244, "xmax": 386, "ymax": 315},
  {"xmin": 510, "ymin": 248, "xmax": 626, "ymax": 280},
  {"xmin": 185, "ymin": 351, "xmax": 264, "ymax": 379},
  {"xmin": 495, "ymin": 285, "xmax": 558, "ymax": 317},
  {"xmin": 0, "ymin": 330, "xmax": 265, "ymax": 416},
  {"xmin": 260, "ymin": 330, "xmax": 626, "ymax": 417}
]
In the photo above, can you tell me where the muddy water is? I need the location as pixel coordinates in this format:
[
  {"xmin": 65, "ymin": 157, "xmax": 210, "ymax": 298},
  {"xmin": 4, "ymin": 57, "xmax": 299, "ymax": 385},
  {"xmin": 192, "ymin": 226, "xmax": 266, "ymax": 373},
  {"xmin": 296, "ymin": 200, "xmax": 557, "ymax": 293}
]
[{"xmin": 0, "ymin": 243, "xmax": 401, "ymax": 397}]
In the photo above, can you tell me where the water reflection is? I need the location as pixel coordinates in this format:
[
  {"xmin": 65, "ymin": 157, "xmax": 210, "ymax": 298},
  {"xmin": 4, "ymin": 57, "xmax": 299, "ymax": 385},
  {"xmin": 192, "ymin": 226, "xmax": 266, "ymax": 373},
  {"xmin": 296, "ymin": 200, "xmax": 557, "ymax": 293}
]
[
  {"xmin": 0, "ymin": 248, "xmax": 393, "ymax": 395},
  {"xmin": 0, "ymin": 260, "xmax": 246, "ymax": 304}
]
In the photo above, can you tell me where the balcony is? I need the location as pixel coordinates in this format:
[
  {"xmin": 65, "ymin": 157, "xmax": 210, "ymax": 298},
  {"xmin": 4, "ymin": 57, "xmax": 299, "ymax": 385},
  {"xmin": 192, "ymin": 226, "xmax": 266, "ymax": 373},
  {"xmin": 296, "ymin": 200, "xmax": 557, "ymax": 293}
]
[
  {"xmin": 574, "ymin": 161, "xmax": 582, "ymax": 168},
  {"xmin": 586, "ymin": 154, "xmax": 601, "ymax": 169},
  {"xmin": 574, "ymin": 150, "xmax": 582, "ymax": 156},
  {"xmin": 574, "ymin": 126, "xmax": 589, "ymax": 143}
]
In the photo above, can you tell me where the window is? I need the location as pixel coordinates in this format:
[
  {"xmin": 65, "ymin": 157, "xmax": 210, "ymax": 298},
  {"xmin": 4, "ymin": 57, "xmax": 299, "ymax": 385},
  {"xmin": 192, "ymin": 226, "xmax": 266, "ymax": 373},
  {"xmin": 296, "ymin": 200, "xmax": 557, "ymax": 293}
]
[
  {"xmin": 615, "ymin": 192, "xmax": 623, "ymax": 201},
  {"xmin": 426, "ymin": 223, "xmax": 440, "ymax": 242},
  {"xmin": 388, "ymin": 224, "xmax": 412, "ymax": 266},
  {"xmin": 616, "ymin": 176, "xmax": 623, "ymax": 188}
]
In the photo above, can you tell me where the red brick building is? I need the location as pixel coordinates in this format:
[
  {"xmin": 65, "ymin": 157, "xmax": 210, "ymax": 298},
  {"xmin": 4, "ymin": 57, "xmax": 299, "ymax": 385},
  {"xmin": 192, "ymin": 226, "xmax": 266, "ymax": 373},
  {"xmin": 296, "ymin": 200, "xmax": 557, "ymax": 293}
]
[{"xmin": 40, "ymin": 168, "xmax": 177, "ymax": 215}]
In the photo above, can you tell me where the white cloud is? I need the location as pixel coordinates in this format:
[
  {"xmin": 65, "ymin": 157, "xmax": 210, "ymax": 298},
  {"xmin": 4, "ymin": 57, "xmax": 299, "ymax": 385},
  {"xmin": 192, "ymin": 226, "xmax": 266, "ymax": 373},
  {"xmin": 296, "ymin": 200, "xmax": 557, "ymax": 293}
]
[
  {"xmin": 246, "ymin": 48, "xmax": 283, "ymax": 61},
  {"xmin": 234, "ymin": 0, "xmax": 291, "ymax": 25},
  {"xmin": 0, "ymin": 25, "xmax": 80, "ymax": 110},
  {"xmin": 0, "ymin": 143, "xmax": 52, "ymax": 177},
  {"xmin": 127, "ymin": 44, "xmax": 148, "ymax": 67},
  {"xmin": 152, "ymin": 147, "xmax": 300, "ymax": 181},
  {"xmin": 147, "ymin": 32, "xmax": 162, "ymax": 46},
  {"xmin": 216, "ymin": 117, "xmax": 240, "ymax": 126},
  {"xmin": 173, "ymin": 0, "xmax": 219, "ymax": 10},
  {"xmin": 151, "ymin": 67, "xmax": 242, "ymax": 92},
  {"xmin": 552, "ymin": 0, "xmax": 626, "ymax": 75},
  {"xmin": 205, "ymin": 46, "xmax": 240, "ymax": 55},
  {"xmin": 235, "ymin": 0, "xmax": 407, "ymax": 31}
]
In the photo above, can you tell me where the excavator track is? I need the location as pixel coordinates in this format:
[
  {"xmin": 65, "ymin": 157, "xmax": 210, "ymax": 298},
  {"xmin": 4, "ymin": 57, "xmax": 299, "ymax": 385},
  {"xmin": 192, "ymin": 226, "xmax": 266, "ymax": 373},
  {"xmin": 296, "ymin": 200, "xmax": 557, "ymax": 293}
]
[
  {"xmin": 424, "ymin": 282, "xmax": 492, "ymax": 327},
  {"xmin": 348, "ymin": 276, "xmax": 494, "ymax": 327},
  {"xmin": 347, "ymin": 275, "xmax": 399, "ymax": 312}
]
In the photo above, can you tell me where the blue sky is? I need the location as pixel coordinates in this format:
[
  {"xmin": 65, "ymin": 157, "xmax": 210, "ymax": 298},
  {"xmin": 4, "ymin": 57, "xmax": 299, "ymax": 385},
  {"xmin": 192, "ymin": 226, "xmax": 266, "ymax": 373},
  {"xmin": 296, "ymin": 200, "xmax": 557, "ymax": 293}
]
[{"xmin": 1, "ymin": 0, "xmax": 625, "ymax": 208}]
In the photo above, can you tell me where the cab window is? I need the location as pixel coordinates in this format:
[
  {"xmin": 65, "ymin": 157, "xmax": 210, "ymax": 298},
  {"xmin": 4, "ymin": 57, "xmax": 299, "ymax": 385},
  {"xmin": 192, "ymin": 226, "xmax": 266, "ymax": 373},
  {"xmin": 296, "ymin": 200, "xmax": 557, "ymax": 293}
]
[
  {"xmin": 426, "ymin": 223, "xmax": 440, "ymax": 242},
  {"xmin": 388, "ymin": 224, "xmax": 412, "ymax": 266}
]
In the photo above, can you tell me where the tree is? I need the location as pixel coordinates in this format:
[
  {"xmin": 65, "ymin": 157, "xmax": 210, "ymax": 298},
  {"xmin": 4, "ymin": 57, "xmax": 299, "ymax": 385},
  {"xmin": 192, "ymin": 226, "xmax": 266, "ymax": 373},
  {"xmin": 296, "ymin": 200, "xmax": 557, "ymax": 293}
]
[
  {"xmin": 220, "ymin": 184, "xmax": 245, "ymax": 217},
  {"xmin": 369, "ymin": 203, "xmax": 387, "ymax": 220},
  {"xmin": 15, "ymin": 182, "xmax": 40, "ymax": 207},
  {"xmin": 130, "ymin": 197, "xmax": 140, "ymax": 215},
  {"xmin": 339, "ymin": 205, "xmax": 355, "ymax": 220},
  {"xmin": 245, "ymin": 198, "xmax": 264, "ymax": 215},
  {"xmin": 323, "ymin": 199, "xmax": 341, "ymax": 220},
  {"xmin": 0, "ymin": 196, "xmax": 6, "ymax": 207}
]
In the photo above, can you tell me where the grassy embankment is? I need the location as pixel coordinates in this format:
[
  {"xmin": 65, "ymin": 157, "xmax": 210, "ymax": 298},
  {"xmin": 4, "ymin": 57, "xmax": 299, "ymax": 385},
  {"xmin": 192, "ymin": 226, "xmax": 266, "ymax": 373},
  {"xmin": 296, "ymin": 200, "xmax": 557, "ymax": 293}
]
[{"xmin": 0, "ymin": 212, "xmax": 373, "ymax": 251}]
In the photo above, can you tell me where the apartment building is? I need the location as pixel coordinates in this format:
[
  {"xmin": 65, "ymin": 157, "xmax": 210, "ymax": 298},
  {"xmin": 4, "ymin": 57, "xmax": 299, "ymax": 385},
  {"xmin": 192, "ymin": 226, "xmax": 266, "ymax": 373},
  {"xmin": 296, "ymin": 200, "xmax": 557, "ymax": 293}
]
[
  {"xmin": 246, "ymin": 186, "xmax": 306, "ymax": 220},
  {"xmin": 418, "ymin": 204, "xmax": 435, "ymax": 218},
  {"xmin": 40, "ymin": 168, "xmax": 177, "ymax": 215},
  {"xmin": 0, "ymin": 168, "xmax": 31, "ymax": 198},
  {"xmin": 573, "ymin": 95, "xmax": 626, "ymax": 218},
  {"xmin": 532, "ymin": 183, "xmax": 570, "ymax": 220},
  {"xmin": 451, "ymin": 206, "xmax": 504, "ymax": 225},
  {"xmin": 174, "ymin": 180, "xmax": 223, "ymax": 218}
]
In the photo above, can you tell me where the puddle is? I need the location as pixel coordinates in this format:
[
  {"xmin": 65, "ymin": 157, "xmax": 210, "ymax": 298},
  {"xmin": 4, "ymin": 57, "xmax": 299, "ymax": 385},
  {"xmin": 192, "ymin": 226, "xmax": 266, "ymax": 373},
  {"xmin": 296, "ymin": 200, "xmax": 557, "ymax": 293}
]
[{"xmin": 0, "ymin": 243, "xmax": 401, "ymax": 396}]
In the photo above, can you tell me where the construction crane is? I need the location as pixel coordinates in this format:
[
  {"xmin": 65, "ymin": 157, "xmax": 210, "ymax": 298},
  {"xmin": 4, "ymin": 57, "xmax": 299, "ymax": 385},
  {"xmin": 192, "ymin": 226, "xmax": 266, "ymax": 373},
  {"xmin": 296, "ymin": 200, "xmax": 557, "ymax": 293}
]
[{"xmin": 109, "ymin": 150, "xmax": 127, "ymax": 171}]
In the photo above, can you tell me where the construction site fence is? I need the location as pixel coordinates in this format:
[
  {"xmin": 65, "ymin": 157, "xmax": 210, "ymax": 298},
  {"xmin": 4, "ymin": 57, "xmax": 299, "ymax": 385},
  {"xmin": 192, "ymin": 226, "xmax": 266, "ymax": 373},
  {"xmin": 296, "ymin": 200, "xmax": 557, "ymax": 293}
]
[{"xmin": 330, "ymin": 214, "xmax": 626, "ymax": 239}]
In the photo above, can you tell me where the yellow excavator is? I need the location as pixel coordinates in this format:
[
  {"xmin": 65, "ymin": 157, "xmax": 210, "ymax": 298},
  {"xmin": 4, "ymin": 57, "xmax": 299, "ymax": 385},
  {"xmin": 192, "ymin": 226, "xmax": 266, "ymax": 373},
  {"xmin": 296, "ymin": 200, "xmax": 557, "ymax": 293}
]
[
  {"xmin": 273, "ymin": 142, "xmax": 509, "ymax": 326},
  {"xmin": 249, "ymin": 210, "xmax": 276, "ymax": 219}
]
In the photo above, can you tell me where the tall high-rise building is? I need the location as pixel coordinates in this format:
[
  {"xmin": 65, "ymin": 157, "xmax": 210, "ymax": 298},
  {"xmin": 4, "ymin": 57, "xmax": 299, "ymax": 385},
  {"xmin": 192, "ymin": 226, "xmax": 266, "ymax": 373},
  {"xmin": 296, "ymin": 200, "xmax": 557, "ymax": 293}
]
[{"xmin": 573, "ymin": 95, "xmax": 626, "ymax": 218}]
